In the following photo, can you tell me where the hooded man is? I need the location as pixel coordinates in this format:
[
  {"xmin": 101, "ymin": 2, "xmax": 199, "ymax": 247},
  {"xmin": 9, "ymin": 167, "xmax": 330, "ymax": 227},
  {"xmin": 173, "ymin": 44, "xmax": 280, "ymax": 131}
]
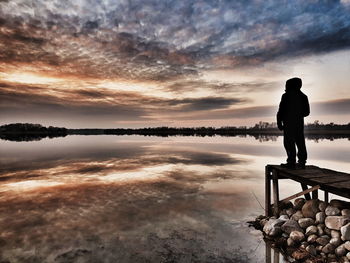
[{"xmin": 277, "ymin": 77, "xmax": 310, "ymax": 169}]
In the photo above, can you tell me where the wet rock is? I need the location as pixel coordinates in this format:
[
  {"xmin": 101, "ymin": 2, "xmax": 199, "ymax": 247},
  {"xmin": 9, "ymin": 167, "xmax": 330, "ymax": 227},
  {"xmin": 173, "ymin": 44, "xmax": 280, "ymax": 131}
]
[
  {"xmin": 315, "ymin": 212, "xmax": 326, "ymax": 224},
  {"xmin": 329, "ymin": 237, "xmax": 342, "ymax": 247},
  {"xmin": 281, "ymin": 219, "xmax": 303, "ymax": 234},
  {"xmin": 291, "ymin": 211, "xmax": 304, "ymax": 221},
  {"xmin": 325, "ymin": 216, "xmax": 350, "ymax": 230},
  {"xmin": 322, "ymin": 243, "xmax": 335, "ymax": 254},
  {"xmin": 319, "ymin": 201, "xmax": 327, "ymax": 212},
  {"xmin": 294, "ymin": 198, "xmax": 305, "ymax": 210},
  {"xmin": 302, "ymin": 200, "xmax": 320, "ymax": 218},
  {"xmin": 343, "ymin": 209, "xmax": 350, "ymax": 217},
  {"xmin": 316, "ymin": 236, "xmax": 330, "ymax": 246},
  {"xmin": 305, "ymin": 225, "xmax": 318, "ymax": 236},
  {"xmin": 263, "ymin": 219, "xmax": 284, "ymax": 236},
  {"xmin": 306, "ymin": 245, "xmax": 317, "ymax": 256},
  {"xmin": 341, "ymin": 223, "xmax": 350, "ymax": 241},
  {"xmin": 335, "ymin": 244, "xmax": 347, "ymax": 257},
  {"xmin": 290, "ymin": 231, "xmax": 305, "ymax": 242},
  {"xmin": 307, "ymin": 234, "xmax": 318, "ymax": 243},
  {"xmin": 298, "ymin": 218, "xmax": 315, "ymax": 229},
  {"xmin": 344, "ymin": 241, "xmax": 350, "ymax": 251},
  {"xmin": 325, "ymin": 206, "xmax": 341, "ymax": 216}
]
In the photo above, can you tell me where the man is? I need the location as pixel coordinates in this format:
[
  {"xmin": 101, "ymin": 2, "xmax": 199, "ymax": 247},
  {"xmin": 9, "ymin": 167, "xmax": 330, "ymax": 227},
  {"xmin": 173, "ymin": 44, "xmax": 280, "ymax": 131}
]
[{"xmin": 277, "ymin": 77, "xmax": 310, "ymax": 169}]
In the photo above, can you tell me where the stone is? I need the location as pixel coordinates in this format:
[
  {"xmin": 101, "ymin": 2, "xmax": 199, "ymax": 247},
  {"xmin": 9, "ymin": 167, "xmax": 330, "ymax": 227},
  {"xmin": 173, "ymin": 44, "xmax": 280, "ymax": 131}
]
[
  {"xmin": 291, "ymin": 211, "xmax": 304, "ymax": 221},
  {"xmin": 341, "ymin": 223, "xmax": 350, "ymax": 241},
  {"xmin": 347, "ymin": 252, "xmax": 350, "ymax": 260},
  {"xmin": 319, "ymin": 201, "xmax": 327, "ymax": 212},
  {"xmin": 335, "ymin": 244, "xmax": 347, "ymax": 257},
  {"xmin": 322, "ymin": 243, "xmax": 335, "ymax": 254},
  {"xmin": 287, "ymin": 237, "xmax": 296, "ymax": 247},
  {"xmin": 325, "ymin": 216, "xmax": 350, "ymax": 230},
  {"xmin": 305, "ymin": 225, "xmax": 318, "ymax": 235},
  {"xmin": 302, "ymin": 199, "xmax": 320, "ymax": 218},
  {"xmin": 324, "ymin": 227, "xmax": 331, "ymax": 235},
  {"xmin": 325, "ymin": 206, "xmax": 341, "ymax": 216},
  {"xmin": 316, "ymin": 236, "xmax": 330, "ymax": 246},
  {"xmin": 280, "ymin": 201, "xmax": 293, "ymax": 210},
  {"xmin": 292, "ymin": 250, "xmax": 309, "ymax": 260},
  {"xmin": 330, "ymin": 199, "xmax": 350, "ymax": 210},
  {"xmin": 331, "ymin": 230, "xmax": 341, "ymax": 238},
  {"xmin": 329, "ymin": 237, "xmax": 342, "ymax": 247},
  {"xmin": 306, "ymin": 245, "xmax": 317, "ymax": 256},
  {"xmin": 298, "ymin": 218, "xmax": 315, "ymax": 228},
  {"xmin": 290, "ymin": 230, "xmax": 305, "ymax": 242},
  {"xmin": 343, "ymin": 209, "xmax": 350, "ymax": 217},
  {"xmin": 307, "ymin": 234, "xmax": 318, "ymax": 243},
  {"xmin": 294, "ymin": 198, "xmax": 305, "ymax": 210},
  {"xmin": 317, "ymin": 224, "xmax": 325, "ymax": 236},
  {"xmin": 279, "ymin": 215, "xmax": 289, "ymax": 221},
  {"xmin": 263, "ymin": 219, "xmax": 284, "ymax": 236},
  {"xmin": 316, "ymin": 245, "xmax": 323, "ymax": 252},
  {"xmin": 281, "ymin": 219, "xmax": 303, "ymax": 234},
  {"xmin": 315, "ymin": 212, "xmax": 326, "ymax": 224},
  {"xmin": 286, "ymin": 208, "xmax": 295, "ymax": 217},
  {"xmin": 344, "ymin": 241, "xmax": 350, "ymax": 251}
]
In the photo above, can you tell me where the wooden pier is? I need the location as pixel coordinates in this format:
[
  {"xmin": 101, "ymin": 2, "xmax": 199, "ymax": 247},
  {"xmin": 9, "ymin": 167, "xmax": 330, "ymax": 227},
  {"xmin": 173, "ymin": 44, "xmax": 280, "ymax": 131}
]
[{"xmin": 265, "ymin": 165, "xmax": 350, "ymax": 216}]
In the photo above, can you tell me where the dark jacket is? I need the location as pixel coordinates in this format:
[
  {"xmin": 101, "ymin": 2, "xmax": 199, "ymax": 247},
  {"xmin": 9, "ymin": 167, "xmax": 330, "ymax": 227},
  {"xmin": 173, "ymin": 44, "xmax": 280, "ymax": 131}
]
[{"xmin": 277, "ymin": 90, "xmax": 310, "ymax": 130}]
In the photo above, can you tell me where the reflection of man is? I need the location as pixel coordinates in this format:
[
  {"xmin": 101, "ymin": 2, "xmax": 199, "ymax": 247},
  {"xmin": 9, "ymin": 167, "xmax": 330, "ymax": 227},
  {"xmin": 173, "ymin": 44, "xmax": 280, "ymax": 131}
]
[{"xmin": 277, "ymin": 78, "xmax": 310, "ymax": 169}]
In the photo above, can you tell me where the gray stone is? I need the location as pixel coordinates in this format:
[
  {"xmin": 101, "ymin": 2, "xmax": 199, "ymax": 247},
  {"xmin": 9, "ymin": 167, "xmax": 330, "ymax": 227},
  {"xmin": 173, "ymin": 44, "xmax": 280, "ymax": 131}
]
[
  {"xmin": 290, "ymin": 230, "xmax": 305, "ymax": 242},
  {"xmin": 342, "ymin": 209, "xmax": 350, "ymax": 217},
  {"xmin": 329, "ymin": 237, "xmax": 342, "ymax": 247},
  {"xmin": 306, "ymin": 245, "xmax": 317, "ymax": 256},
  {"xmin": 335, "ymin": 245, "xmax": 347, "ymax": 257},
  {"xmin": 279, "ymin": 215, "xmax": 289, "ymax": 221},
  {"xmin": 317, "ymin": 224, "xmax": 325, "ymax": 236},
  {"xmin": 294, "ymin": 198, "xmax": 305, "ymax": 210},
  {"xmin": 302, "ymin": 199, "xmax": 320, "ymax": 218},
  {"xmin": 319, "ymin": 201, "xmax": 327, "ymax": 212},
  {"xmin": 305, "ymin": 225, "xmax": 318, "ymax": 235},
  {"xmin": 287, "ymin": 237, "xmax": 296, "ymax": 247},
  {"xmin": 322, "ymin": 243, "xmax": 335, "ymax": 254},
  {"xmin": 331, "ymin": 230, "xmax": 341, "ymax": 238},
  {"xmin": 325, "ymin": 216, "xmax": 350, "ymax": 230},
  {"xmin": 344, "ymin": 241, "xmax": 350, "ymax": 251},
  {"xmin": 307, "ymin": 234, "xmax": 318, "ymax": 243},
  {"xmin": 315, "ymin": 212, "xmax": 326, "ymax": 224},
  {"xmin": 341, "ymin": 223, "xmax": 350, "ymax": 241},
  {"xmin": 291, "ymin": 211, "xmax": 304, "ymax": 221},
  {"xmin": 286, "ymin": 208, "xmax": 295, "ymax": 217},
  {"xmin": 263, "ymin": 219, "xmax": 284, "ymax": 236},
  {"xmin": 281, "ymin": 219, "xmax": 303, "ymax": 234},
  {"xmin": 316, "ymin": 236, "xmax": 330, "ymax": 246},
  {"xmin": 325, "ymin": 206, "xmax": 341, "ymax": 216},
  {"xmin": 298, "ymin": 218, "xmax": 315, "ymax": 228}
]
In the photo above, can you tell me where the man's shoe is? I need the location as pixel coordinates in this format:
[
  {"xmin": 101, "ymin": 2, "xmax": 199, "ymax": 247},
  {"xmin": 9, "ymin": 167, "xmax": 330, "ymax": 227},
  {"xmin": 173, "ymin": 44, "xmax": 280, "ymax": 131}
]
[
  {"xmin": 280, "ymin": 163, "xmax": 296, "ymax": 169},
  {"xmin": 296, "ymin": 163, "xmax": 306, "ymax": 169}
]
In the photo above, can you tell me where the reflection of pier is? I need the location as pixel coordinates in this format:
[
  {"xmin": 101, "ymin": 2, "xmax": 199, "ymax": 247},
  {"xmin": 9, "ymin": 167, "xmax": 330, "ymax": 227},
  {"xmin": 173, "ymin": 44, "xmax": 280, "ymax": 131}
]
[{"xmin": 265, "ymin": 165, "xmax": 350, "ymax": 216}]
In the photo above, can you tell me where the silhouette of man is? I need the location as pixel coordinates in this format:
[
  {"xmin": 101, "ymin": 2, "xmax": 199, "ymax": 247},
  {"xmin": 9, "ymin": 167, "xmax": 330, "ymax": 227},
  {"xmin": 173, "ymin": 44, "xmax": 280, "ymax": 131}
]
[{"xmin": 277, "ymin": 77, "xmax": 310, "ymax": 169}]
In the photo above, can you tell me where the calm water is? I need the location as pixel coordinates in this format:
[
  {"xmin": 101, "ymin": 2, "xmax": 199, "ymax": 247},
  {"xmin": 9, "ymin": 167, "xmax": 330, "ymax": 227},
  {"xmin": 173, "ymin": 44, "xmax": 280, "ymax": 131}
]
[{"xmin": 0, "ymin": 135, "xmax": 349, "ymax": 263}]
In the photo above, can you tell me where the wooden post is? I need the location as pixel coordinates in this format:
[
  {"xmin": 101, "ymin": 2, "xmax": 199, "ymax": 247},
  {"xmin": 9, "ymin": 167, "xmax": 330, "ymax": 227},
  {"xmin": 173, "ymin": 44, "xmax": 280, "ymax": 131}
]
[
  {"xmin": 272, "ymin": 170, "xmax": 280, "ymax": 217},
  {"xmin": 324, "ymin": 191, "xmax": 329, "ymax": 203},
  {"xmin": 265, "ymin": 242, "xmax": 271, "ymax": 263},
  {"xmin": 301, "ymin": 183, "xmax": 311, "ymax": 200},
  {"xmin": 273, "ymin": 249, "xmax": 280, "ymax": 263},
  {"xmin": 265, "ymin": 166, "xmax": 271, "ymax": 216},
  {"xmin": 312, "ymin": 189, "xmax": 318, "ymax": 199}
]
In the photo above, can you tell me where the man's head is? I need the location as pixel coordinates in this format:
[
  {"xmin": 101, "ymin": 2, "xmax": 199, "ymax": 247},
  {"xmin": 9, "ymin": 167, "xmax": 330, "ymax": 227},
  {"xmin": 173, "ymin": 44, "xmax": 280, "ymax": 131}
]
[{"xmin": 285, "ymin": 77, "xmax": 302, "ymax": 92}]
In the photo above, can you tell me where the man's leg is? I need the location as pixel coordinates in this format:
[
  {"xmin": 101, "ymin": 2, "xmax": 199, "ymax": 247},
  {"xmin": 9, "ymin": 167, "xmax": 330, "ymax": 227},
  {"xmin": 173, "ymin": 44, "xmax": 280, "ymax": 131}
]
[
  {"xmin": 296, "ymin": 130, "xmax": 307, "ymax": 165},
  {"xmin": 283, "ymin": 129, "xmax": 296, "ymax": 164}
]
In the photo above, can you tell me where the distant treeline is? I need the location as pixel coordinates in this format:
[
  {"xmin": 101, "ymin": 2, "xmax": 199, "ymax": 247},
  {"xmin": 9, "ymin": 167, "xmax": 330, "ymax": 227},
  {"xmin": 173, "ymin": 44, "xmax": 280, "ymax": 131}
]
[
  {"xmin": 1, "ymin": 122, "xmax": 349, "ymax": 141},
  {"xmin": 0, "ymin": 123, "xmax": 67, "ymax": 141}
]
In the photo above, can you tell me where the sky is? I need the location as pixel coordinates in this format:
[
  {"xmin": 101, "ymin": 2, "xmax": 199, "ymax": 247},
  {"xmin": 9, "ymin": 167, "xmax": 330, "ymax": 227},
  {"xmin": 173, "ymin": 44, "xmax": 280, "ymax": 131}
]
[{"xmin": 0, "ymin": 0, "xmax": 350, "ymax": 128}]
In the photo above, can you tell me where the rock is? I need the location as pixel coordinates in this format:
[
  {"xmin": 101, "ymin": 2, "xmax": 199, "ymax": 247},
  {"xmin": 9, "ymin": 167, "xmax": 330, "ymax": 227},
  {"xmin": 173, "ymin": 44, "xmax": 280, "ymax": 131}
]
[
  {"xmin": 302, "ymin": 199, "xmax": 320, "ymax": 218},
  {"xmin": 316, "ymin": 245, "xmax": 323, "ymax": 252},
  {"xmin": 322, "ymin": 243, "xmax": 335, "ymax": 254},
  {"xmin": 292, "ymin": 250, "xmax": 309, "ymax": 260},
  {"xmin": 335, "ymin": 244, "xmax": 347, "ymax": 257},
  {"xmin": 315, "ymin": 212, "xmax": 326, "ymax": 224},
  {"xmin": 291, "ymin": 211, "xmax": 304, "ymax": 221},
  {"xmin": 330, "ymin": 199, "xmax": 350, "ymax": 210},
  {"xmin": 305, "ymin": 225, "xmax": 318, "ymax": 235},
  {"xmin": 317, "ymin": 224, "xmax": 325, "ymax": 236},
  {"xmin": 325, "ymin": 216, "xmax": 350, "ymax": 230},
  {"xmin": 316, "ymin": 236, "xmax": 330, "ymax": 246},
  {"xmin": 329, "ymin": 237, "xmax": 342, "ymax": 247},
  {"xmin": 279, "ymin": 215, "xmax": 289, "ymax": 221},
  {"xmin": 325, "ymin": 227, "xmax": 332, "ymax": 235},
  {"xmin": 343, "ymin": 209, "xmax": 350, "ymax": 217},
  {"xmin": 260, "ymin": 218, "xmax": 268, "ymax": 227},
  {"xmin": 341, "ymin": 223, "xmax": 350, "ymax": 241},
  {"xmin": 298, "ymin": 218, "xmax": 315, "ymax": 229},
  {"xmin": 290, "ymin": 230, "xmax": 305, "ymax": 242},
  {"xmin": 325, "ymin": 206, "xmax": 341, "ymax": 216},
  {"xmin": 263, "ymin": 219, "xmax": 284, "ymax": 236},
  {"xmin": 294, "ymin": 198, "xmax": 305, "ymax": 210},
  {"xmin": 286, "ymin": 208, "xmax": 295, "ymax": 217},
  {"xmin": 280, "ymin": 201, "xmax": 293, "ymax": 210},
  {"xmin": 287, "ymin": 237, "xmax": 295, "ymax": 247},
  {"xmin": 319, "ymin": 201, "xmax": 327, "ymax": 212},
  {"xmin": 331, "ymin": 230, "xmax": 341, "ymax": 238},
  {"xmin": 347, "ymin": 252, "xmax": 350, "ymax": 260},
  {"xmin": 306, "ymin": 245, "xmax": 317, "ymax": 256},
  {"xmin": 307, "ymin": 234, "xmax": 318, "ymax": 243},
  {"xmin": 281, "ymin": 219, "xmax": 303, "ymax": 234},
  {"xmin": 344, "ymin": 241, "xmax": 350, "ymax": 251}
]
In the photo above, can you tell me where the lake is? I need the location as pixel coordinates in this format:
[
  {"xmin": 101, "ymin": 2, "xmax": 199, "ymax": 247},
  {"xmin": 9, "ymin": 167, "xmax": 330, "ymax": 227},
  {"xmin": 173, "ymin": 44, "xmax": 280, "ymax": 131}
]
[{"xmin": 0, "ymin": 135, "xmax": 349, "ymax": 262}]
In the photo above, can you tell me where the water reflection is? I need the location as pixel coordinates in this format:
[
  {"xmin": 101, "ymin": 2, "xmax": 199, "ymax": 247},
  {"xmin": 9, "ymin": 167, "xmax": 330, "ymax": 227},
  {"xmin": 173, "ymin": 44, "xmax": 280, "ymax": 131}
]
[{"xmin": 0, "ymin": 136, "xmax": 349, "ymax": 262}]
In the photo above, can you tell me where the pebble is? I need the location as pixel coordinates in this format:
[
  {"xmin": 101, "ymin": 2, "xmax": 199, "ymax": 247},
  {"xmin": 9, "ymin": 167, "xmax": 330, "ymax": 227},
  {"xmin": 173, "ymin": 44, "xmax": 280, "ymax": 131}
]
[
  {"xmin": 325, "ymin": 206, "xmax": 341, "ymax": 216},
  {"xmin": 335, "ymin": 244, "xmax": 347, "ymax": 257},
  {"xmin": 315, "ymin": 212, "xmax": 326, "ymax": 224},
  {"xmin": 325, "ymin": 216, "xmax": 350, "ymax": 230},
  {"xmin": 341, "ymin": 223, "xmax": 350, "ymax": 241},
  {"xmin": 290, "ymin": 230, "xmax": 305, "ymax": 242},
  {"xmin": 319, "ymin": 201, "xmax": 327, "ymax": 212},
  {"xmin": 307, "ymin": 234, "xmax": 318, "ymax": 243},
  {"xmin": 344, "ymin": 241, "xmax": 350, "ymax": 251},
  {"xmin": 329, "ymin": 237, "xmax": 342, "ymax": 247},
  {"xmin": 291, "ymin": 211, "xmax": 304, "ymax": 221},
  {"xmin": 322, "ymin": 243, "xmax": 335, "ymax": 254},
  {"xmin": 302, "ymin": 199, "xmax": 320, "ymax": 218},
  {"xmin": 316, "ymin": 236, "xmax": 330, "ymax": 246},
  {"xmin": 294, "ymin": 198, "xmax": 305, "ymax": 210},
  {"xmin": 281, "ymin": 219, "xmax": 303, "ymax": 234},
  {"xmin": 305, "ymin": 225, "xmax": 317, "ymax": 235},
  {"xmin": 306, "ymin": 245, "xmax": 317, "ymax": 256},
  {"xmin": 298, "ymin": 218, "xmax": 315, "ymax": 229},
  {"xmin": 331, "ymin": 230, "xmax": 341, "ymax": 238},
  {"xmin": 343, "ymin": 209, "xmax": 350, "ymax": 217}
]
